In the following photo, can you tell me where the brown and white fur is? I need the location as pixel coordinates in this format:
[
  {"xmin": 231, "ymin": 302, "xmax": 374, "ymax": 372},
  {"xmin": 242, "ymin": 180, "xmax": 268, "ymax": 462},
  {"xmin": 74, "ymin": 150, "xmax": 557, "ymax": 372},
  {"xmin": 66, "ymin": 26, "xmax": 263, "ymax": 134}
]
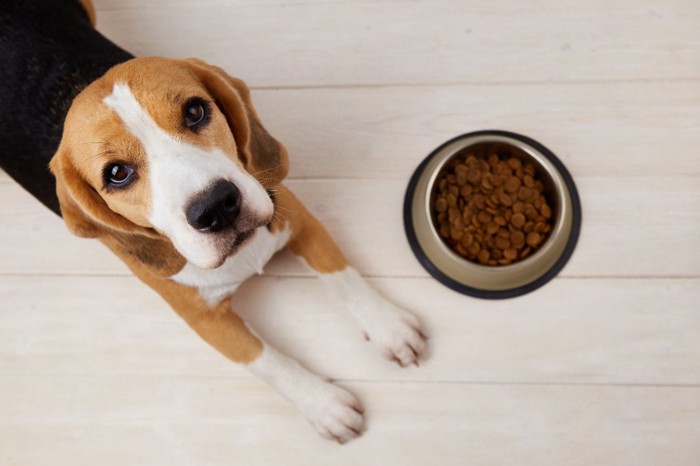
[{"xmin": 49, "ymin": 57, "xmax": 427, "ymax": 443}]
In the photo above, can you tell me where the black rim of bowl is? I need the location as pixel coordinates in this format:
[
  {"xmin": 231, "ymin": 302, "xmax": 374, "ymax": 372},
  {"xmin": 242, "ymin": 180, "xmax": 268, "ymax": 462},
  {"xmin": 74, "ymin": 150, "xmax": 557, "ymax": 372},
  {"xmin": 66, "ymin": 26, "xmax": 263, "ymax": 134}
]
[{"xmin": 403, "ymin": 130, "xmax": 582, "ymax": 299}]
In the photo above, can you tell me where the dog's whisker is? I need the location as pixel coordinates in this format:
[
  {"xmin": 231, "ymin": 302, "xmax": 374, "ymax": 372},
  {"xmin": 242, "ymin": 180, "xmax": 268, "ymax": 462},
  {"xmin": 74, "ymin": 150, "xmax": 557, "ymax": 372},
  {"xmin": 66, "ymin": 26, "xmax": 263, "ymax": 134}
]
[{"xmin": 251, "ymin": 164, "xmax": 283, "ymax": 176}]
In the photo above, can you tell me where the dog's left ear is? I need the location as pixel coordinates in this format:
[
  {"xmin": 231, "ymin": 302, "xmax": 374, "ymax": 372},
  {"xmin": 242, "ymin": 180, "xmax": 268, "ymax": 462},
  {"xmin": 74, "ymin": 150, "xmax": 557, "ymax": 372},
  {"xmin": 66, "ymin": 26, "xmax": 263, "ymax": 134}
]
[{"xmin": 183, "ymin": 58, "xmax": 289, "ymax": 187}]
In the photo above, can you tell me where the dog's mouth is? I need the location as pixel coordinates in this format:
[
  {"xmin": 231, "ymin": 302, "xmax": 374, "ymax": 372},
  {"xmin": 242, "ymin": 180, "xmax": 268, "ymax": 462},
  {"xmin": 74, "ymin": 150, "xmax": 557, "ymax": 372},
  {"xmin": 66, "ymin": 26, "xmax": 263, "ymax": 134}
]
[
  {"xmin": 233, "ymin": 228, "xmax": 255, "ymax": 249},
  {"xmin": 224, "ymin": 227, "xmax": 257, "ymax": 256}
]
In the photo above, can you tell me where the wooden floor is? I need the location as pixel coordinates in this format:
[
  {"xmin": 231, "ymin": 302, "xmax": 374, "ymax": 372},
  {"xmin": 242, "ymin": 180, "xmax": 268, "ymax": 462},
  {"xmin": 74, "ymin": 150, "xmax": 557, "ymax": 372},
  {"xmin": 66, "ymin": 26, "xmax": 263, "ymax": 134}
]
[{"xmin": 2, "ymin": 0, "xmax": 699, "ymax": 464}]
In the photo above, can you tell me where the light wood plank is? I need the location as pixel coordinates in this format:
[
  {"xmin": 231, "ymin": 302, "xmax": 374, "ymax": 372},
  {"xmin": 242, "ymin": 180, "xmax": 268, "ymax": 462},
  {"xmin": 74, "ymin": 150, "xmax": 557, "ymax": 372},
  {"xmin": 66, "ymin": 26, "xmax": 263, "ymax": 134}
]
[
  {"xmin": 1, "ymin": 275, "xmax": 698, "ymax": 385},
  {"xmin": 1, "ymin": 176, "xmax": 698, "ymax": 277},
  {"xmin": 1, "ymin": 80, "xmax": 699, "ymax": 184},
  {"xmin": 254, "ymin": 81, "xmax": 700, "ymax": 179},
  {"xmin": 2, "ymin": 374, "xmax": 698, "ymax": 465},
  {"xmin": 92, "ymin": 0, "xmax": 700, "ymax": 86}
]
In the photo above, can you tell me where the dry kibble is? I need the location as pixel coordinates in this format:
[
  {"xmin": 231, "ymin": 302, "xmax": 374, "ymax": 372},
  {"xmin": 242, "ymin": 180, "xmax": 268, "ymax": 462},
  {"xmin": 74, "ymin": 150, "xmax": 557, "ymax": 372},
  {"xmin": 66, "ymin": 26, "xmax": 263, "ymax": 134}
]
[
  {"xmin": 468, "ymin": 241, "xmax": 481, "ymax": 257},
  {"xmin": 540, "ymin": 204, "xmax": 552, "ymax": 219},
  {"xmin": 495, "ymin": 237, "xmax": 510, "ymax": 250},
  {"xmin": 517, "ymin": 186, "xmax": 533, "ymax": 201},
  {"xmin": 462, "ymin": 232, "xmax": 474, "ymax": 247},
  {"xmin": 526, "ymin": 231, "xmax": 542, "ymax": 247},
  {"xmin": 504, "ymin": 248, "xmax": 518, "ymax": 260},
  {"xmin": 499, "ymin": 191, "xmax": 513, "ymax": 206},
  {"xmin": 478, "ymin": 211, "xmax": 492, "ymax": 224},
  {"xmin": 432, "ymin": 146, "xmax": 554, "ymax": 266},
  {"xmin": 511, "ymin": 213, "xmax": 526, "ymax": 229},
  {"xmin": 478, "ymin": 249, "xmax": 490, "ymax": 264},
  {"xmin": 511, "ymin": 230, "xmax": 525, "ymax": 248},
  {"xmin": 435, "ymin": 197, "xmax": 447, "ymax": 212},
  {"xmin": 460, "ymin": 184, "xmax": 473, "ymax": 198},
  {"xmin": 504, "ymin": 176, "xmax": 521, "ymax": 193}
]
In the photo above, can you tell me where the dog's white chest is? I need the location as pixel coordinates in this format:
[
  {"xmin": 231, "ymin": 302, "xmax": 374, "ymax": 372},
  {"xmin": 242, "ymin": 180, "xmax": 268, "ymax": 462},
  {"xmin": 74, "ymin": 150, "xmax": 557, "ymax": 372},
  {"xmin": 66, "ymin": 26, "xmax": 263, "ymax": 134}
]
[{"xmin": 170, "ymin": 225, "xmax": 291, "ymax": 305}]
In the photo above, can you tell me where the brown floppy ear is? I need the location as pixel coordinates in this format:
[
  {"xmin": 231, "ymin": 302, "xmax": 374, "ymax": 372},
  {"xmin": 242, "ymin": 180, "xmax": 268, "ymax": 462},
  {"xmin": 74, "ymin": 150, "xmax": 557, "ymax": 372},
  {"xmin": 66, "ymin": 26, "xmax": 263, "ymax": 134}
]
[
  {"xmin": 183, "ymin": 58, "xmax": 289, "ymax": 187},
  {"xmin": 49, "ymin": 145, "xmax": 156, "ymax": 239}
]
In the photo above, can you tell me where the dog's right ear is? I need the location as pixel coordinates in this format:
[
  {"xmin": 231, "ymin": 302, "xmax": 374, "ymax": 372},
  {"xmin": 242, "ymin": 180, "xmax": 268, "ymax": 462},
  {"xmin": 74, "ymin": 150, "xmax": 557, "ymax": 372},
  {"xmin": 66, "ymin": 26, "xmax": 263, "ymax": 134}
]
[{"xmin": 49, "ymin": 144, "xmax": 152, "ymax": 239}]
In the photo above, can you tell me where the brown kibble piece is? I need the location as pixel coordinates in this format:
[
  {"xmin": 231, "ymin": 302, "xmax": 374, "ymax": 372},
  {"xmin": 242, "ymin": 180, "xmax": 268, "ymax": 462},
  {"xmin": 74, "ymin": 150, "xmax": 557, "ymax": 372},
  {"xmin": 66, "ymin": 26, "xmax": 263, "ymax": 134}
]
[
  {"xmin": 504, "ymin": 248, "xmax": 518, "ymax": 260},
  {"xmin": 435, "ymin": 197, "xmax": 447, "ymax": 212},
  {"xmin": 460, "ymin": 184, "xmax": 473, "ymax": 198},
  {"xmin": 511, "ymin": 213, "xmax": 526, "ymax": 229},
  {"xmin": 504, "ymin": 176, "xmax": 521, "ymax": 193},
  {"xmin": 499, "ymin": 191, "xmax": 513, "ymax": 206},
  {"xmin": 478, "ymin": 249, "xmax": 490, "ymax": 264},
  {"xmin": 517, "ymin": 186, "xmax": 533, "ymax": 201},
  {"xmin": 478, "ymin": 211, "xmax": 492, "ymax": 224},
  {"xmin": 462, "ymin": 232, "xmax": 474, "ymax": 247},
  {"xmin": 495, "ymin": 237, "xmax": 510, "ymax": 250},
  {"xmin": 526, "ymin": 231, "xmax": 541, "ymax": 247},
  {"xmin": 511, "ymin": 230, "xmax": 525, "ymax": 248},
  {"xmin": 540, "ymin": 204, "xmax": 552, "ymax": 219}
]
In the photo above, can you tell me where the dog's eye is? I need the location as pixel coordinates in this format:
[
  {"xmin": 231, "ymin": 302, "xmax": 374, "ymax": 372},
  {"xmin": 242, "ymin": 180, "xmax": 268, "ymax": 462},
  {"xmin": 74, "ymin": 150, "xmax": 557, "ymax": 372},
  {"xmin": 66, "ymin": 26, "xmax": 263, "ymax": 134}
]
[
  {"xmin": 184, "ymin": 98, "xmax": 210, "ymax": 130},
  {"xmin": 104, "ymin": 163, "xmax": 135, "ymax": 188}
]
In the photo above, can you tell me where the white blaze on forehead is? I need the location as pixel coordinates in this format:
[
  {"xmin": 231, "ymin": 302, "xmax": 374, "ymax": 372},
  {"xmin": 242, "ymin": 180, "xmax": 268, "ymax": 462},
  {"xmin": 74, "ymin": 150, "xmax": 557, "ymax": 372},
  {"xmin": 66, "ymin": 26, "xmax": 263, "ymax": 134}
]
[
  {"xmin": 102, "ymin": 83, "xmax": 273, "ymax": 269},
  {"xmin": 103, "ymin": 83, "xmax": 166, "ymax": 153}
]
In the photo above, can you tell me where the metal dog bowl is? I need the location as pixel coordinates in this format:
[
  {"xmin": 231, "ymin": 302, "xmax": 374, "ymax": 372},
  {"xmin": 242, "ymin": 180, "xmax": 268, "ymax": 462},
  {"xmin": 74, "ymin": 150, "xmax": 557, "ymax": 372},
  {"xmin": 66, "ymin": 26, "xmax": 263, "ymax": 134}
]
[{"xmin": 403, "ymin": 130, "xmax": 581, "ymax": 299}]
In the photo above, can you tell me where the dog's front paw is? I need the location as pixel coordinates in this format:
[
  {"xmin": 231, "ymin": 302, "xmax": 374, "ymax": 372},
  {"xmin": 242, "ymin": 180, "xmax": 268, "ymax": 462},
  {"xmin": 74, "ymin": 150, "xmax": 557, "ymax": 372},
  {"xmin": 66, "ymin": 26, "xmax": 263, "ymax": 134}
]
[
  {"xmin": 296, "ymin": 379, "xmax": 365, "ymax": 443},
  {"xmin": 360, "ymin": 304, "xmax": 428, "ymax": 367}
]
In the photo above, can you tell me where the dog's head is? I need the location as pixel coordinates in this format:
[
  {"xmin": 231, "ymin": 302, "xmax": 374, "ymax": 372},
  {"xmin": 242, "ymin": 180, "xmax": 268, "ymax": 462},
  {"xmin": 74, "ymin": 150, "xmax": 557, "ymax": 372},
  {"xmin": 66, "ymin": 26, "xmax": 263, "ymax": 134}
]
[{"xmin": 50, "ymin": 57, "xmax": 288, "ymax": 269}]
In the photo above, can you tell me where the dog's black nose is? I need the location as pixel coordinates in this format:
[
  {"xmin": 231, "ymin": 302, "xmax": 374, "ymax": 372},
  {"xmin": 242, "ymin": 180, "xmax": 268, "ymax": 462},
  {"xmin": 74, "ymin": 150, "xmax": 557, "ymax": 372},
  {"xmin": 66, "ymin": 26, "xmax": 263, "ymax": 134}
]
[{"xmin": 186, "ymin": 179, "xmax": 241, "ymax": 232}]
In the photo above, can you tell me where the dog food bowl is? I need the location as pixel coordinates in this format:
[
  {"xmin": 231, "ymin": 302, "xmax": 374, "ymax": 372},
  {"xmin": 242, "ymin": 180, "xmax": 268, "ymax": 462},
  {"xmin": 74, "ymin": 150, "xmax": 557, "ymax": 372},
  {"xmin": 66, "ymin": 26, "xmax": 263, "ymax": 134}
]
[{"xmin": 403, "ymin": 130, "xmax": 581, "ymax": 299}]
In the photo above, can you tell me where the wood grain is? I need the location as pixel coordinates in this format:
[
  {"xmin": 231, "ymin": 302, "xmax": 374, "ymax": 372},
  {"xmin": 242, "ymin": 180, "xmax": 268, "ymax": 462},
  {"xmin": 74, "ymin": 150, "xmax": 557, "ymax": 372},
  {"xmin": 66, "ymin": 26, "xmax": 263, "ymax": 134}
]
[
  {"xmin": 1, "ymin": 0, "xmax": 699, "ymax": 463},
  {"xmin": 1, "ymin": 275, "xmax": 699, "ymax": 385},
  {"xmin": 92, "ymin": 0, "xmax": 700, "ymax": 87},
  {"xmin": 2, "ymin": 374, "xmax": 699, "ymax": 466}
]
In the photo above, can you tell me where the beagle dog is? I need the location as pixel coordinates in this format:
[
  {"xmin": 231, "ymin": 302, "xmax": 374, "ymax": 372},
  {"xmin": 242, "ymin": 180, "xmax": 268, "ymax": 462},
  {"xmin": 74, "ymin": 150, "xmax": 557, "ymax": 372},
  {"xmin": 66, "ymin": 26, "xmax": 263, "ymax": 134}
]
[{"xmin": 3, "ymin": 0, "xmax": 427, "ymax": 443}]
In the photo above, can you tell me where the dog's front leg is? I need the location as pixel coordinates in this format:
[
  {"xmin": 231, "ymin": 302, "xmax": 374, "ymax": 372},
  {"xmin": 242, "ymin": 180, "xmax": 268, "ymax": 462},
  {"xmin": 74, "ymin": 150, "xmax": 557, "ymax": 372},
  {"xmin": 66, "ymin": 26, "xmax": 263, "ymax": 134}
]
[
  {"xmin": 282, "ymin": 192, "xmax": 428, "ymax": 367},
  {"xmin": 137, "ymin": 274, "xmax": 364, "ymax": 443}
]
